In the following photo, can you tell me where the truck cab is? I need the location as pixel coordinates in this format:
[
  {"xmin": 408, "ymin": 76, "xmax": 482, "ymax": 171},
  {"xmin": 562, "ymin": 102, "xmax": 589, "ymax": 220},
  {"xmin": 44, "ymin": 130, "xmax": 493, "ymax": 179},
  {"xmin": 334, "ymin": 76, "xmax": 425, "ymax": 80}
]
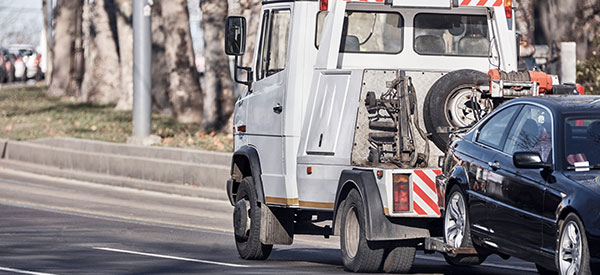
[{"xmin": 224, "ymin": 0, "xmax": 529, "ymax": 272}]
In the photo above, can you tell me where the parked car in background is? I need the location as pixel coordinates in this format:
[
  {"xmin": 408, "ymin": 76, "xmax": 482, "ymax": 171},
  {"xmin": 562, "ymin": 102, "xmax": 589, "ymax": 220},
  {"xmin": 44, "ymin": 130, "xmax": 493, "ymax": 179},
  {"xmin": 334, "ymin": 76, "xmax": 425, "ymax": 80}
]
[
  {"xmin": 437, "ymin": 96, "xmax": 600, "ymax": 275},
  {"xmin": 9, "ymin": 44, "xmax": 42, "ymax": 81},
  {"xmin": 0, "ymin": 47, "xmax": 15, "ymax": 83}
]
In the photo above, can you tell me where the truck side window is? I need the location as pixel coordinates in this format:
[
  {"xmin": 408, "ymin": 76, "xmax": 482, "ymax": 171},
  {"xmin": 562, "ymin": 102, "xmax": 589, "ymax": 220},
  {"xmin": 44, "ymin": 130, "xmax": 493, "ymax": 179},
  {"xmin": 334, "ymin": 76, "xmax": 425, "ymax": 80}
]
[
  {"xmin": 414, "ymin": 13, "xmax": 490, "ymax": 57},
  {"xmin": 256, "ymin": 9, "xmax": 291, "ymax": 81},
  {"xmin": 316, "ymin": 11, "xmax": 404, "ymax": 54}
]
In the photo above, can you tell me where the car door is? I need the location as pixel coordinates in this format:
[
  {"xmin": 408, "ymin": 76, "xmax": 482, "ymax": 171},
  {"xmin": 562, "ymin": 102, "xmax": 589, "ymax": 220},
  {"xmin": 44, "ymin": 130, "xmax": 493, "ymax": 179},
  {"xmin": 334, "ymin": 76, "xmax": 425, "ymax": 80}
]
[
  {"xmin": 465, "ymin": 104, "xmax": 522, "ymax": 235},
  {"xmin": 244, "ymin": 7, "xmax": 292, "ymax": 198},
  {"xmin": 485, "ymin": 104, "xmax": 551, "ymax": 253}
]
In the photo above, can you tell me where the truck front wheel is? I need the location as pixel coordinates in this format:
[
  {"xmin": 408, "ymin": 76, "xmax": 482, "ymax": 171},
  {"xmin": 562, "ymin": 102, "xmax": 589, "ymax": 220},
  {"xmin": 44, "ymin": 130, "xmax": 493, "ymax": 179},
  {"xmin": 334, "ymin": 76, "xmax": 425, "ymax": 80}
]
[
  {"xmin": 233, "ymin": 177, "xmax": 272, "ymax": 260},
  {"xmin": 340, "ymin": 189, "xmax": 385, "ymax": 272}
]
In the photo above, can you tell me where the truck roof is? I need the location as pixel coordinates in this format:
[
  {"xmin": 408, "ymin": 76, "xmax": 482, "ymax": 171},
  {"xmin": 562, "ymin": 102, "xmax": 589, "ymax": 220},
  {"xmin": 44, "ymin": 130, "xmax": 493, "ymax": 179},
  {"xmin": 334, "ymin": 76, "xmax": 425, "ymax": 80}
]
[{"xmin": 263, "ymin": 0, "xmax": 316, "ymax": 4}]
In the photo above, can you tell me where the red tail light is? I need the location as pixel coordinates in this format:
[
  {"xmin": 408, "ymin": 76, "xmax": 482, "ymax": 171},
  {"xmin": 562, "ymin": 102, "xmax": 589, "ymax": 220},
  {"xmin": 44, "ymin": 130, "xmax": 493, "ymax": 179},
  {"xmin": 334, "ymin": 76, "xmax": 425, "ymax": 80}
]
[
  {"xmin": 576, "ymin": 84, "xmax": 585, "ymax": 95},
  {"xmin": 504, "ymin": 0, "xmax": 513, "ymax": 18},
  {"xmin": 393, "ymin": 174, "xmax": 410, "ymax": 212},
  {"xmin": 320, "ymin": 0, "xmax": 328, "ymax": 11}
]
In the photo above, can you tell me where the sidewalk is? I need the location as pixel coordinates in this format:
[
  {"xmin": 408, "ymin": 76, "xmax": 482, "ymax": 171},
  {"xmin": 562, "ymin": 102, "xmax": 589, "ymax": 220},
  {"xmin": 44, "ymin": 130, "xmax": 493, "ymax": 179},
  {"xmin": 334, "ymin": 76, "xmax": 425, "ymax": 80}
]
[{"xmin": 0, "ymin": 137, "xmax": 231, "ymax": 201}]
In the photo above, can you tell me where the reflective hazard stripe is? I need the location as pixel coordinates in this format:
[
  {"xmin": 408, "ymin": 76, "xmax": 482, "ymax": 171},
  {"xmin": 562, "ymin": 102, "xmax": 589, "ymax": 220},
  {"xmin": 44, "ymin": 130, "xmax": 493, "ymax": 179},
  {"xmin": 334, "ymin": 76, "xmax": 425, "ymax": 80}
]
[
  {"xmin": 412, "ymin": 169, "xmax": 442, "ymax": 217},
  {"xmin": 460, "ymin": 0, "xmax": 503, "ymax": 7}
]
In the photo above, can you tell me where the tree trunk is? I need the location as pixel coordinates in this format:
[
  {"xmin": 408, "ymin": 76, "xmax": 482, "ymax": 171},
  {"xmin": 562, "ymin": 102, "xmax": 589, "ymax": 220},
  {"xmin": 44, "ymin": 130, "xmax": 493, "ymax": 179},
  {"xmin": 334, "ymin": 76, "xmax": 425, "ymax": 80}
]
[
  {"xmin": 42, "ymin": 0, "xmax": 54, "ymax": 86},
  {"xmin": 161, "ymin": 0, "xmax": 204, "ymax": 124},
  {"xmin": 80, "ymin": 0, "xmax": 122, "ymax": 104},
  {"xmin": 515, "ymin": 0, "xmax": 535, "ymax": 44},
  {"xmin": 47, "ymin": 0, "xmax": 82, "ymax": 98},
  {"xmin": 114, "ymin": 0, "xmax": 134, "ymax": 110},
  {"xmin": 149, "ymin": 1, "xmax": 172, "ymax": 114},
  {"xmin": 538, "ymin": 0, "xmax": 600, "ymax": 59},
  {"xmin": 201, "ymin": 0, "xmax": 235, "ymax": 130}
]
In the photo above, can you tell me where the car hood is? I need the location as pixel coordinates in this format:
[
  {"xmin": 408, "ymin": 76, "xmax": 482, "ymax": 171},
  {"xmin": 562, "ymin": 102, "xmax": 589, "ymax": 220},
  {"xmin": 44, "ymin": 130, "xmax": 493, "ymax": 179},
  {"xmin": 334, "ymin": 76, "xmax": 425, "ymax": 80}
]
[{"xmin": 562, "ymin": 171, "xmax": 600, "ymax": 194}]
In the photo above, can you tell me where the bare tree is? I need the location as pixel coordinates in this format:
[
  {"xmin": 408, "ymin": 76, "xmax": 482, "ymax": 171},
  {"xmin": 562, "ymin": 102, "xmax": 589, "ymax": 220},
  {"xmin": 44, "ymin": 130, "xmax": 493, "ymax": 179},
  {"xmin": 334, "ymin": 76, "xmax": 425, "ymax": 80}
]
[
  {"xmin": 80, "ymin": 0, "xmax": 121, "ymax": 104},
  {"xmin": 42, "ymin": 0, "xmax": 54, "ymax": 84},
  {"xmin": 201, "ymin": 0, "xmax": 235, "ymax": 130},
  {"xmin": 115, "ymin": 0, "xmax": 134, "ymax": 110},
  {"xmin": 515, "ymin": 0, "xmax": 535, "ymax": 43},
  {"xmin": 160, "ymin": 0, "xmax": 204, "ymax": 124},
  {"xmin": 539, "ymin": 0, "xmax": 600, "ymax": 59},
  {"xmin": 48, "ymin": 0, "xmax": 83, "ymax": 97}
]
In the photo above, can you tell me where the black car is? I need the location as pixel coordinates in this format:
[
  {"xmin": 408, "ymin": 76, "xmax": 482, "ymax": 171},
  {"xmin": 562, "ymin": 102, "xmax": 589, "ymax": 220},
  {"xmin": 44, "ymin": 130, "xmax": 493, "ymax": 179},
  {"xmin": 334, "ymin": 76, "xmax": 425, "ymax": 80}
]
[{"xmin": 436, "ymin": 96, "xmax": 600, "ymax": 275}]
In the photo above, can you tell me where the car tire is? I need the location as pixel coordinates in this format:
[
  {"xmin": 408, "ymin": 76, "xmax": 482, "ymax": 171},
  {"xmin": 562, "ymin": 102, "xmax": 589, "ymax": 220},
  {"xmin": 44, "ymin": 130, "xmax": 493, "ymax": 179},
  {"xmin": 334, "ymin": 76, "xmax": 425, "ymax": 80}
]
[
  {"xmin": 423, "ymin": 69, "xmax": 491, "ymax": 151},
  {"xmin": 233, "ymin": 176, "xmax": 273, "ymax": 260},
  {"xmin": 443, "ymin": 185, "xmax": 486, "ymax": 266},
  {"xmin": 556, "ymin": 213, "xmax": 591, "ymax": 275},
  {"xmin": 382, "ymin": 244, "xmax": 416, "ymax": 273},
  {"xmin": 340, "ymin": 189, "xmax": 385, "ymax": 272},
  {"xmin": 536, "ymin": 263, "xmax": 558, "ymax": 275}
]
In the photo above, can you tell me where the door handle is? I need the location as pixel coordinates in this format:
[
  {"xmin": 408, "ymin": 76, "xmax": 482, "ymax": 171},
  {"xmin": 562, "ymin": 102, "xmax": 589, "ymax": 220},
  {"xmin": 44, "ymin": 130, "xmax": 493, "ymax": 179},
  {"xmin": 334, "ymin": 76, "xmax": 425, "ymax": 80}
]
[
  {"xmin": 273, "ymin": 103, "xmax": 282, "ymax": 114},
  {"xmin": 488, "ymin": 161, "xmax": 500, "ymax": 171}
]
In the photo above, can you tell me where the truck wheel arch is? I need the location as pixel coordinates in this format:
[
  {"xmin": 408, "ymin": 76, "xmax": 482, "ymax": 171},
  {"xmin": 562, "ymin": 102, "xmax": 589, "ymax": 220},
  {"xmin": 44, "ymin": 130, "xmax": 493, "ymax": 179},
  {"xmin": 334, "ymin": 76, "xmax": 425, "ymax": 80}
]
[
  {"xmin": 332, "ymin": 170, "xmax": 430, "ymax": 241},
  {"xmin": 228, "ymin": 146, "xmax": 266, "ymax": 205}
]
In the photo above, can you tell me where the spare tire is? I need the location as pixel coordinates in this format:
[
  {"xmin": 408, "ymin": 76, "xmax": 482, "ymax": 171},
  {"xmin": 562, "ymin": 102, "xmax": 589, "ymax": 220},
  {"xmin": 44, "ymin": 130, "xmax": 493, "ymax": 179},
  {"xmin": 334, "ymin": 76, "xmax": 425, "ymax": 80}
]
[{"xmin": 423, "ymin": 69, "xmax": 491, "ymax": 150}]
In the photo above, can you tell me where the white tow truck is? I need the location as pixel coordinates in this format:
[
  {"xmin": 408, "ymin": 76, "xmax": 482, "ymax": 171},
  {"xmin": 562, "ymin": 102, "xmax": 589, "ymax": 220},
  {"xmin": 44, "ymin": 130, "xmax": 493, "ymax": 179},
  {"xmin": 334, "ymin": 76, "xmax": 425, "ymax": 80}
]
[{"xmin": 223, "ymin": 0, "xmax": 572, "ymax": 272}]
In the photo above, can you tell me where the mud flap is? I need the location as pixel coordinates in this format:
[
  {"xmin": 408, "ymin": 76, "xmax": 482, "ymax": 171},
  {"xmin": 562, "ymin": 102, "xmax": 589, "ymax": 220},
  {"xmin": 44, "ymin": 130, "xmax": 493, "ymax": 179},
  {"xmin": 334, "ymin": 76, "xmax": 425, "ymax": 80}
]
[{"xmin": 260, "ymin": 205, "xmax": 294, "ymax": 245}]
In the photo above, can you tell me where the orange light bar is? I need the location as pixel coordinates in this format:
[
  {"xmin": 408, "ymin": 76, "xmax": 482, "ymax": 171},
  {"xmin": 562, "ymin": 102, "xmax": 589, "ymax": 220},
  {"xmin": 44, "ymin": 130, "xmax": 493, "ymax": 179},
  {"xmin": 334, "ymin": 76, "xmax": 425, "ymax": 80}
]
[
  {"xmin": 320, "ymin": 0, "xmax": 328, "ymax": 11},
  {"xmin": 504, "ymin": 0, "xmax": 513, "ymax": 19}
]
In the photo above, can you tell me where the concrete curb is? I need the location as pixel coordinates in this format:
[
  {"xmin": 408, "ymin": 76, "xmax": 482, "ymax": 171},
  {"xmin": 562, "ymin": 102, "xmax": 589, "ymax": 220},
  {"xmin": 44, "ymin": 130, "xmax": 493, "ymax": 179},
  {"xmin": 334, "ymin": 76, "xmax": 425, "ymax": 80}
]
[
  {"xmin": 1, "ymin": 138, "xmax": 233, "ymax": 200},
  {"xmin": 0, "ymin": 159, "xmax": 226, "ymax": 201}
]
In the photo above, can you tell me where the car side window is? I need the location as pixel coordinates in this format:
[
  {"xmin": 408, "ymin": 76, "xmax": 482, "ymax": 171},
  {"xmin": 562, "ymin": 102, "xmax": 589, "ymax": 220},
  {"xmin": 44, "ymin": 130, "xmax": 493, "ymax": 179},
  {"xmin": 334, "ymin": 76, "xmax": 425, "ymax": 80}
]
[
  {"xmin": 256, "ymin": 9, "xmax": 291, "ymax": 81},
  {"xmin": 477, "ymin": 105, "xmax": 520, "ymax": 150},
  {"xmin": 503, "ymin": 105, "xmax": 553, "ymax": 162}
]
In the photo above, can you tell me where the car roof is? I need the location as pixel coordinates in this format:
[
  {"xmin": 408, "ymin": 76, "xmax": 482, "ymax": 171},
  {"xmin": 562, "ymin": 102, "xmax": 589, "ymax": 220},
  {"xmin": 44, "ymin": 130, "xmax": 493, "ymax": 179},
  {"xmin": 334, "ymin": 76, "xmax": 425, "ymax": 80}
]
[{"xmin": 509, "ymin": 95, "xmax": 600, "ymax": 116}]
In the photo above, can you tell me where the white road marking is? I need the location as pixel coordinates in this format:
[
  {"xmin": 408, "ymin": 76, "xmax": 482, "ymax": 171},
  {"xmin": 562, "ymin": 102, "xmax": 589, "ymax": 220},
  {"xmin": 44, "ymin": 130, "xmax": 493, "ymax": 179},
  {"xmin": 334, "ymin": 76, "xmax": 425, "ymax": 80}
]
[
  {"xmin": 0, "ymin": 266, "xmax": 57, "ymax": 275},
  {"xmin": 93, "ymin": 247, "xmax": 250, "ymax": 268}
]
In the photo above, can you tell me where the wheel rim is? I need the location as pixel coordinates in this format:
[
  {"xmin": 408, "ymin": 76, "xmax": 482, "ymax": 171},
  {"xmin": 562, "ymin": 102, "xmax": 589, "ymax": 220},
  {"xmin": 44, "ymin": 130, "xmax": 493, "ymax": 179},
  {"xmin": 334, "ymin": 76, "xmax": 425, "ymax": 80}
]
[
  {"xmin": 345, "ymin": 206, "xmax": 360, "ymax": 259},
  {"xmin": 233, "ymin": 198, "xmax": 251, "ymax": 241},
  {"xmin": 444, "ymin": 191, "xmax": 467, "ymax": 248},
  {"xmin": 559, "ymin": 221, "xmax": 583, "ymax": 275},
  {"xmin": 445, "ymin": 87, "xmax": 493, "ymax": 128}
]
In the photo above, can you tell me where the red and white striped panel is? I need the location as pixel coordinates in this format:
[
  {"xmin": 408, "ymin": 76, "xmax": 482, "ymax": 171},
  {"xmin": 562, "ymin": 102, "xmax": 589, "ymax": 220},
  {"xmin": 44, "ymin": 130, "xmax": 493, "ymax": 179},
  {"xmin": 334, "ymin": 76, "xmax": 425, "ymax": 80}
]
[
  {"xmin": 459, "ymin": 0, "xmax": 503, "ymax": 7},
  {"xmin": 412, "ymin": 169, "xmax": 442, "ymax": 217}
]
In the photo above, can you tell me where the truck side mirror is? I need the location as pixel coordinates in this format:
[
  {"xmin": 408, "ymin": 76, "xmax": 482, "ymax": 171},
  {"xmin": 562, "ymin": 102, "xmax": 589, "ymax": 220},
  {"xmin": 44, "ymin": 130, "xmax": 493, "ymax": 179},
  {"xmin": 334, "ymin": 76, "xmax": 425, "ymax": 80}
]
[{"xmin": 225, "ymin": 16, "xmax": 246, "ymax": 56}]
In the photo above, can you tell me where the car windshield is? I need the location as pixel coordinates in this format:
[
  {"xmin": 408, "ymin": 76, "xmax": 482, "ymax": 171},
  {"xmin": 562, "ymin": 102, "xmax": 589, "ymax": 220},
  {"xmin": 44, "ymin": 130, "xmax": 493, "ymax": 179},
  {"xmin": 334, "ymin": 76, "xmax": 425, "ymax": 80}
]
[{"xmin": 565, "ymin": 118, "xmax": 600, "ymax": 169}]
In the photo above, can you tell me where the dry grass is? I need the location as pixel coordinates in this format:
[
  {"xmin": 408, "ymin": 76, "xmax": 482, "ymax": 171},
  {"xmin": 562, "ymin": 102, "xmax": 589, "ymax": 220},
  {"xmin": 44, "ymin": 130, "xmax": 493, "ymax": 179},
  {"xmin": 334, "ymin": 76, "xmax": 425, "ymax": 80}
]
[{"xmin": 0, "ymin": 85, "xmax": 233, "ymax": 152}]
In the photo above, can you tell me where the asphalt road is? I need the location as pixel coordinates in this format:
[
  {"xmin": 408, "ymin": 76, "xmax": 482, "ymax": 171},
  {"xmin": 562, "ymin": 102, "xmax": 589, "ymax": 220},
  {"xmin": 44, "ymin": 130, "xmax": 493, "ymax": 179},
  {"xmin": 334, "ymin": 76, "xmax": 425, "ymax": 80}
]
[{"xmin": 0, "ymin": 168, "xmax": 540, "ymax": 274}]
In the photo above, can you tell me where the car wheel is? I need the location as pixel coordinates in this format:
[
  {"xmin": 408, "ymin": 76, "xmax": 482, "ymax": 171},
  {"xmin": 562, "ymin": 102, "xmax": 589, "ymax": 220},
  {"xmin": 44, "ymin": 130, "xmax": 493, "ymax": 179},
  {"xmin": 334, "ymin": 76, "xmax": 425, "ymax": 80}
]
[
  {"xmin": 443, "ymin": 185, "xmax": 486, "ymax": 266},
  {"xmin": 557, "ymin": 213, "xmax": 591, "ymax": 275},
  {"xmin": 233, "ymin": 176, "xmax": 272, "ymax": 260},
  {"xmin": 536, "ymin": 263, "xmax": 558, "ymax": 275},
  {"xmin": 340, "ymin": 189, "xmax": 385, "ymax": 272}
]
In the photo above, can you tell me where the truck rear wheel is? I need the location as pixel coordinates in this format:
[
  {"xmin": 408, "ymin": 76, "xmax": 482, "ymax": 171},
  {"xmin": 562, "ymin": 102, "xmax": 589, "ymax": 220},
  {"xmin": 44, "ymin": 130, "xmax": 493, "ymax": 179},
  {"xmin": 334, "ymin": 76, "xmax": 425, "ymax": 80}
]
[
  {"xmin": 340, "ymin": 189, "xmax": 384, "ymax": 272},
  {"xmin": 233, "ymin": 177, "xmax": 272, "ymax": 260},
  {"xmin": 424, "ymin": 70, "xmax": 491, "ymax": 150},
  {"xmin": 383, "ymin": 245, "xmax": 416, "ymax": 273}
]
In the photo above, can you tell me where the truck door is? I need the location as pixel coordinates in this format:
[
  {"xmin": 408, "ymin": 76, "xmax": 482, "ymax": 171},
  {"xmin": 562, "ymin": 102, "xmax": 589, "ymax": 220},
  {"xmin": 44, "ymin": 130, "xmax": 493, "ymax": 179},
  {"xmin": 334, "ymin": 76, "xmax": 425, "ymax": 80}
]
[{"xmin": 245, "ymin": 7, "xmax": 292, "ymax": 199}]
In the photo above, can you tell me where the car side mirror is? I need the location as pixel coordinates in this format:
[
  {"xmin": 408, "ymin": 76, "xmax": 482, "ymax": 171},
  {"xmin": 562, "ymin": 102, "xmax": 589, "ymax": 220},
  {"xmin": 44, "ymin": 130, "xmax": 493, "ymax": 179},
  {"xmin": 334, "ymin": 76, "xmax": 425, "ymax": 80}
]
[
  {"xmin": 225, "ymin": 16, "xmax": 246, "ymax": 56},
  {"xmin": 513, "ymin": 152, "xmax": 552, "ymax": 170}
]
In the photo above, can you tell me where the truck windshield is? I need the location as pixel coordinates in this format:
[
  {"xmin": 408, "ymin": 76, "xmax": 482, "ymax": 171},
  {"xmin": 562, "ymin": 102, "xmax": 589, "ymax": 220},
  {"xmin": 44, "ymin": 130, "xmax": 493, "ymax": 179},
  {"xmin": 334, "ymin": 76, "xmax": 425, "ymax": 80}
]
[
  {"xmin": 316, "ymin": 11, "xmax": 404, "ymax": 54},
  {"xmin": 414, "ymin": 13, "xmax": 490, "ymax": 57},
  {"xmin": 565, "ymin": 118, "xmax": 600, "ymax": 169}
]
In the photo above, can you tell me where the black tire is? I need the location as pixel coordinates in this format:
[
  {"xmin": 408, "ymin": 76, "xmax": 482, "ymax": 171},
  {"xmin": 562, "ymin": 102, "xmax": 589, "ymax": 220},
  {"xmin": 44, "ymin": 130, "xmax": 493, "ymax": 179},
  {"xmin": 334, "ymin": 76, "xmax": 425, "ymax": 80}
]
[
  {"xmin": 423, "ymin": 69, "xmax": 490, "ymax": 151},
  {"xmin": 556, "ymin": 213, "xmax": 591, "ymax": 275},
  {"xmin": 443, "ymin": 185, "xmax": 486, "ymax": 266},
  {"xmin": 536, "ymin": 263, "xmax": 558, "ymax": 275},
  {"xmin": 383, "ymin": 245, "xmax": 416, "ymax": 273},
  {"xmin": 233, "ymin": 177, "xmax": 272, "ymax": 260},
  {"xmin": 340, "ymin": 189, "xmax": 385, "ymax": 272}
]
